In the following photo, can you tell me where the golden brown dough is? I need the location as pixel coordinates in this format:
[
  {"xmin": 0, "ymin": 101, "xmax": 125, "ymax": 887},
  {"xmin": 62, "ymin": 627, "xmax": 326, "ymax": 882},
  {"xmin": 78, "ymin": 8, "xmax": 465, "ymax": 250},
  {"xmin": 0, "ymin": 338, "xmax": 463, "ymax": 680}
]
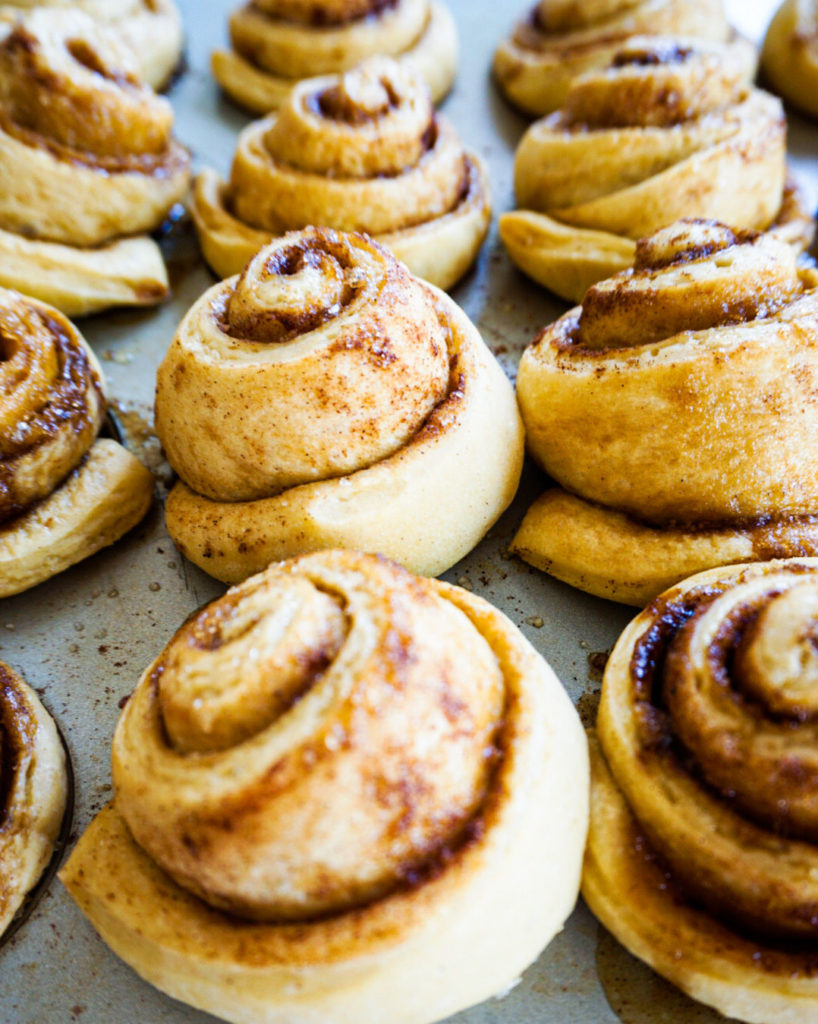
[
  {"xmin": 493, "ymin": 0, "xmax": 735, "ymax": 118},
  {"xmin": 500, "ymin": 35, "xmax": 813, "ymax": 302},
  {"xmin": 585, "ymin": 558, "xmax": 818, "ymax": 1022},
  {"xmin": 192, "ymin": 57, "xmax": 490, "ymax": 290},
  {"xmin": 0, "ymin": 659, "xmax": 67, "ymax": 939},
  {"xmin": 0, "ymin": 10, "xmax": 190, "ymax": 315},
  {"xmin": 512, "ymin": 219, "xmax": 818, "ymax": 605},
  {"xmin": 0, "ymin": 287, "xmax": 153, "ymax": 597},
  {"xmin": 0, "ymin": 0, "xmax": 184, "ymax": 90},
  {"xmin": 61, "ymin": 549, "xmax": 589, "ymax": 1024},
  {"xmin": 762, "ymin": 0, "xmax": 818, "ymax": 119},
  {"xmin": 156, "ymin": 228, "xmax": 523, "ymax": 583},
  {"xmin": 212, "ymin": 0, "xmax": 457, "ymax": 114}
]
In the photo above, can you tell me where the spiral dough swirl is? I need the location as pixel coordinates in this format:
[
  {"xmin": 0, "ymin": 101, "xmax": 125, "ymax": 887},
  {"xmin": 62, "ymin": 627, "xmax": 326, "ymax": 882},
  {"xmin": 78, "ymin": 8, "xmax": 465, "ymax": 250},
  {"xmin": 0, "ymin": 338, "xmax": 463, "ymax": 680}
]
[
  {"xmin": 583, "ymin": 559, "xmax": 818, "ymax": 1021},
  {"xmin": 156, "ymin": 227, "xmax": 523, "ymax": 583},
  {"xmin": 500, "ymin": 35, "xmax": 814, "ymax": 303},
  {"xmin": 493, "ymin": 0, "xmax": 733, "ymax": 118},
  {"xmin": 192, "ymin": 57, "xmax": 490, "ymax": 289},
  {"xmin": 62, "ymin": 550, "xmax": 589, "ymax": 1024},
  {"xmin": 212, "ymin": 0, "xmax": 458, "ymax": 114},
  {"xmin": 512, "ymin": 219, "xmax": 818, "ymax": 605}
]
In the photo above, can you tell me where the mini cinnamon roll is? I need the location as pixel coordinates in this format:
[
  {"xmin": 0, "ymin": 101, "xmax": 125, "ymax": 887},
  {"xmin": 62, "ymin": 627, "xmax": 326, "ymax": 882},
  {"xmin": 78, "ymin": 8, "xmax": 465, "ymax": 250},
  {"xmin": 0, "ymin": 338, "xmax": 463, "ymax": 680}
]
[
  {"xmin": 762, "ymin": 0, "xmax": 818, "ymax": 119},
  {"xmin": 0, "ymin": 10, "xmax": 190, "ymax": 315},
  {"xmin": 61, "ymin": 549, "xmax": 589, "ymax": 1024},
  {"xmin": 212, "ymin": 0, "xmax": 457, "ymax": 115},
  {"xmin": 512, "ymin": 219, "xmax": 818, "ymax": 605},
  {"xmin": 585, "ymin": 558, "xmax": 818, "ymax": 1022},
  {"xmin": 0, "ymin": 0, "xmax": 184, "ymax": 90},
  {"xmin": 0, "ymin": 660, "xmax": 68, "ymax": 939},
  {"xmin": 192, "ymin": 58, "xmax": 490, "ymax": 290},
  {"xmin": 0, "ymin": 287, "xmax": 153, "ymax": 597},
  {"xmin": 500, "ymin": 35, "xmax": 812, "ymax": 302},
  {"xmin": 156, "ymin": 228, "xmax": 523, "ymax": 583},
  {"xmin": 493, "ymin": 0, "xmax": 735, "ymax": 118}
]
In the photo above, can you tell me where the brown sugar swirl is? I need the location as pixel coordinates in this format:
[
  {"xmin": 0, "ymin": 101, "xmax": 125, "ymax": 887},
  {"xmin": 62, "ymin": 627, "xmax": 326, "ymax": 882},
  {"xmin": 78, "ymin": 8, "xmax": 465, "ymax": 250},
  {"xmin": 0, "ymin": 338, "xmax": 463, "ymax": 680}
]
[
  {"xmin": 500, "ymin": 34, "xmax": 814, "ymax": 303},
  {"xmin": 493, "ymin": 0, "xmax": 734, "ymax": 118},
  {"xmin": 512, "ymin": 219, "xmax": 818, "ymax": 605},
  {"xmin": 0, "ymin": 10, "xmax": 190, "ymax": 316},
  {"xmin": 156, "ymin": 227, "xmax": 523, "ymax": 584},
  {"xmin": 212, "ymin": 0, "xmax": 458, "ymax": 115},
  {"xmin": 0, "ymin": 660, "xmax": 68, "ymax": 940},
  {"xmin": 61, "ymin": 550, "xmax": 589, "ymax": 1024},
  {"xmin": 0, "ymin": 0, "xmax": 185, "ymax": 93},
  {"xmin": 0, "ymin": 287, "xmax": 152, "ymax": 597},
  {"xmin": 583, "ymin": 559, "xmax": 818, "ymax": 1021},
  {"xmin": 191, "ymin": 57, "xmax": 491, "ymax": 290},
  {"xmin": 0, "ymin": 288, "xmax": 105, "ymax": 521}
]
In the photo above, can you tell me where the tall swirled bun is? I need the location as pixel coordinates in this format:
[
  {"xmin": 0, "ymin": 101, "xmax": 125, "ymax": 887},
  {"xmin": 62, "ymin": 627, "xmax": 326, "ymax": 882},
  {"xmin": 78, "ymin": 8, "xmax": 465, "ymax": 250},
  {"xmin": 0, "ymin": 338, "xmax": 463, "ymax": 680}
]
[
  {"xmin": 212, "ymin": 0, "xmax": 457, "ymax": 114},
  {"xmin": 512, "ymin": 219, "xmax": 818, "ymax": 605},
  {"xmin": 0, "ymin": 0, "xmax": 183, "ymax": 91},
  {"xmin": 0, "ymin": 287, "xmax": 153, "ymax": 597},
  {"xmin": 0, "ymin": 660, "xmax": 67, "ymax": 939},
  {"xmin": 585, "ymin": 558, "xmax": 818, "ymax": 1022},
  {"xmin": 156, "ymin": 228, "xmax": 523, "ymax": 583},
  {"xmin": 762, "ymin": 0, "xmax": 818, "ymax": 120},
  {"xmin": 61, "ymin": 550, "xmax": 589, "ymax": 1024},
  {"xmin": 493, "ymin": 0, "xmax": 734, "ymax": 118},
  {"xmin": 500, "ymin": 34, "xmax": 813, "ymax": 302},
  {"xmin": 0, "ymin": 10, "xmax": 190, "ymax": 315},
  {"xmin": 192, "ymin": 57, "xmax": 490, "ymax": 290}
]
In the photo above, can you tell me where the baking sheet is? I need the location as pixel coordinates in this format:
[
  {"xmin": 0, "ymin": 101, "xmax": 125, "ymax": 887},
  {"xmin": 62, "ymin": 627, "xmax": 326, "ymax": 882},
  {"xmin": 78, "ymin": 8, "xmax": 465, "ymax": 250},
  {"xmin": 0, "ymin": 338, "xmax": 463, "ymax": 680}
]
[{"xmin": 0, "ymin": 0, "xmax": 809, "ymax": 1020}]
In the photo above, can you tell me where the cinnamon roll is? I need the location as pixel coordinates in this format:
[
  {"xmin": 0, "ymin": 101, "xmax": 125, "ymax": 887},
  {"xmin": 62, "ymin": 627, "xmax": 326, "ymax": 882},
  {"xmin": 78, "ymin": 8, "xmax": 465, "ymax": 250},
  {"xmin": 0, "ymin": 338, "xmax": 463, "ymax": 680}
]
[
  {"xmin": 0, "ymin": 660, "xmax": 67, "ymax": 939},
  {"xmin": 0, "ymin": 0, "xmax": 184, "ymax": 90},
  {"xmin": 156, "ymin": 228, "xmax": 523, "ymax": 584},
  {"xmin": 493, "ymin": 0, "xmax": 735, "ymax": 118},
  {"xmin": 61, "ymin": 549, "xmax": 589, "ymax": 1024},
  {"xmin": 512, "ymin": 219, "xmax": 818, "ymax": 605},
  {"xmin": 192, "ymin": 58, "xmax": 490, "ymax": 291},
  {"xmin": 0, "ymin": 287, "xmax": 153, "ymax": 597},
  {"xmin": 0, "ymin": 10, "xmax": 190, "ymax": 315},
  {"xmin": 500, "ymin": 35, "xmax": 813, "ymax": 303},
  {"xmin": 212, "ymin": 0, "xmax": 457, "ymax": 115},
  {"xmin": 585, "ymin": 558, "xmax": 818, "ymax": 1022},
  {"xmin": 762, "ymin": 0, "xmax": 818, "ymax": 119}
]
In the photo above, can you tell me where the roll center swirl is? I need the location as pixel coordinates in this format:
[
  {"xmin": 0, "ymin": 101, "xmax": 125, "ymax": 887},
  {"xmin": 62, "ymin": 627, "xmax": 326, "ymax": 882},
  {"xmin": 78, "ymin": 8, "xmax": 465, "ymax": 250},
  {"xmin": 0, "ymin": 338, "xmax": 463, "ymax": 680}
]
[{"xmin": 226, "ymin": 238, "xmax": 357, "ymax": 344}]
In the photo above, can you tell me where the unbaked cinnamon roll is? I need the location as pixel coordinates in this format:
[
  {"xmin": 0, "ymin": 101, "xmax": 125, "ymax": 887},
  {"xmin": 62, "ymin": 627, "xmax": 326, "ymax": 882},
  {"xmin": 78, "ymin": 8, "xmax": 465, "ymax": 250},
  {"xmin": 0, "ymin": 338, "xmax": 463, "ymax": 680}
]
[
  {"xmin": 0, "ymin": 0, "xmax": 184, "ymax": 90},
  {"xmin": 493, "ymin": 0, "xmax": 734, "ymax": 118},
  {"xmin": 0, "ymin": 10, "xmax": 190, "ymax": 315},
  {"xmin": 156, "ymin": 228, "xmax": 523, "ymax": 583},
  {"xmin": 512, "ymin": 219, "xmax": 818, "ymax": 605},
  {"xmin": 192, "ymin": 57, "xmax": 490, "ymax": 290},
  {"xmin": 585, "ymin": 558, "xmax": 818, "ymax": 1022},
  {"xmin": 500, "ymin": 35, "xmax": 813, "ymax": 302},
  {"xmin": 61, "ymin": 549, "xmax": 589, "ymax": 1024},
  {"xmin": 762, "ymin": 0, "xmax": 818, "ymax": 119},
  {"xmin": 212, "ymin": 0, "xmax": 457, "ymax": 115},
  {"xmin": 0, "ymin": 287, "xmax": 153, "ymax": 597},
  {"xmin": 0, "ymin": 659, "xmax": 67, "ymax": 939}
]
